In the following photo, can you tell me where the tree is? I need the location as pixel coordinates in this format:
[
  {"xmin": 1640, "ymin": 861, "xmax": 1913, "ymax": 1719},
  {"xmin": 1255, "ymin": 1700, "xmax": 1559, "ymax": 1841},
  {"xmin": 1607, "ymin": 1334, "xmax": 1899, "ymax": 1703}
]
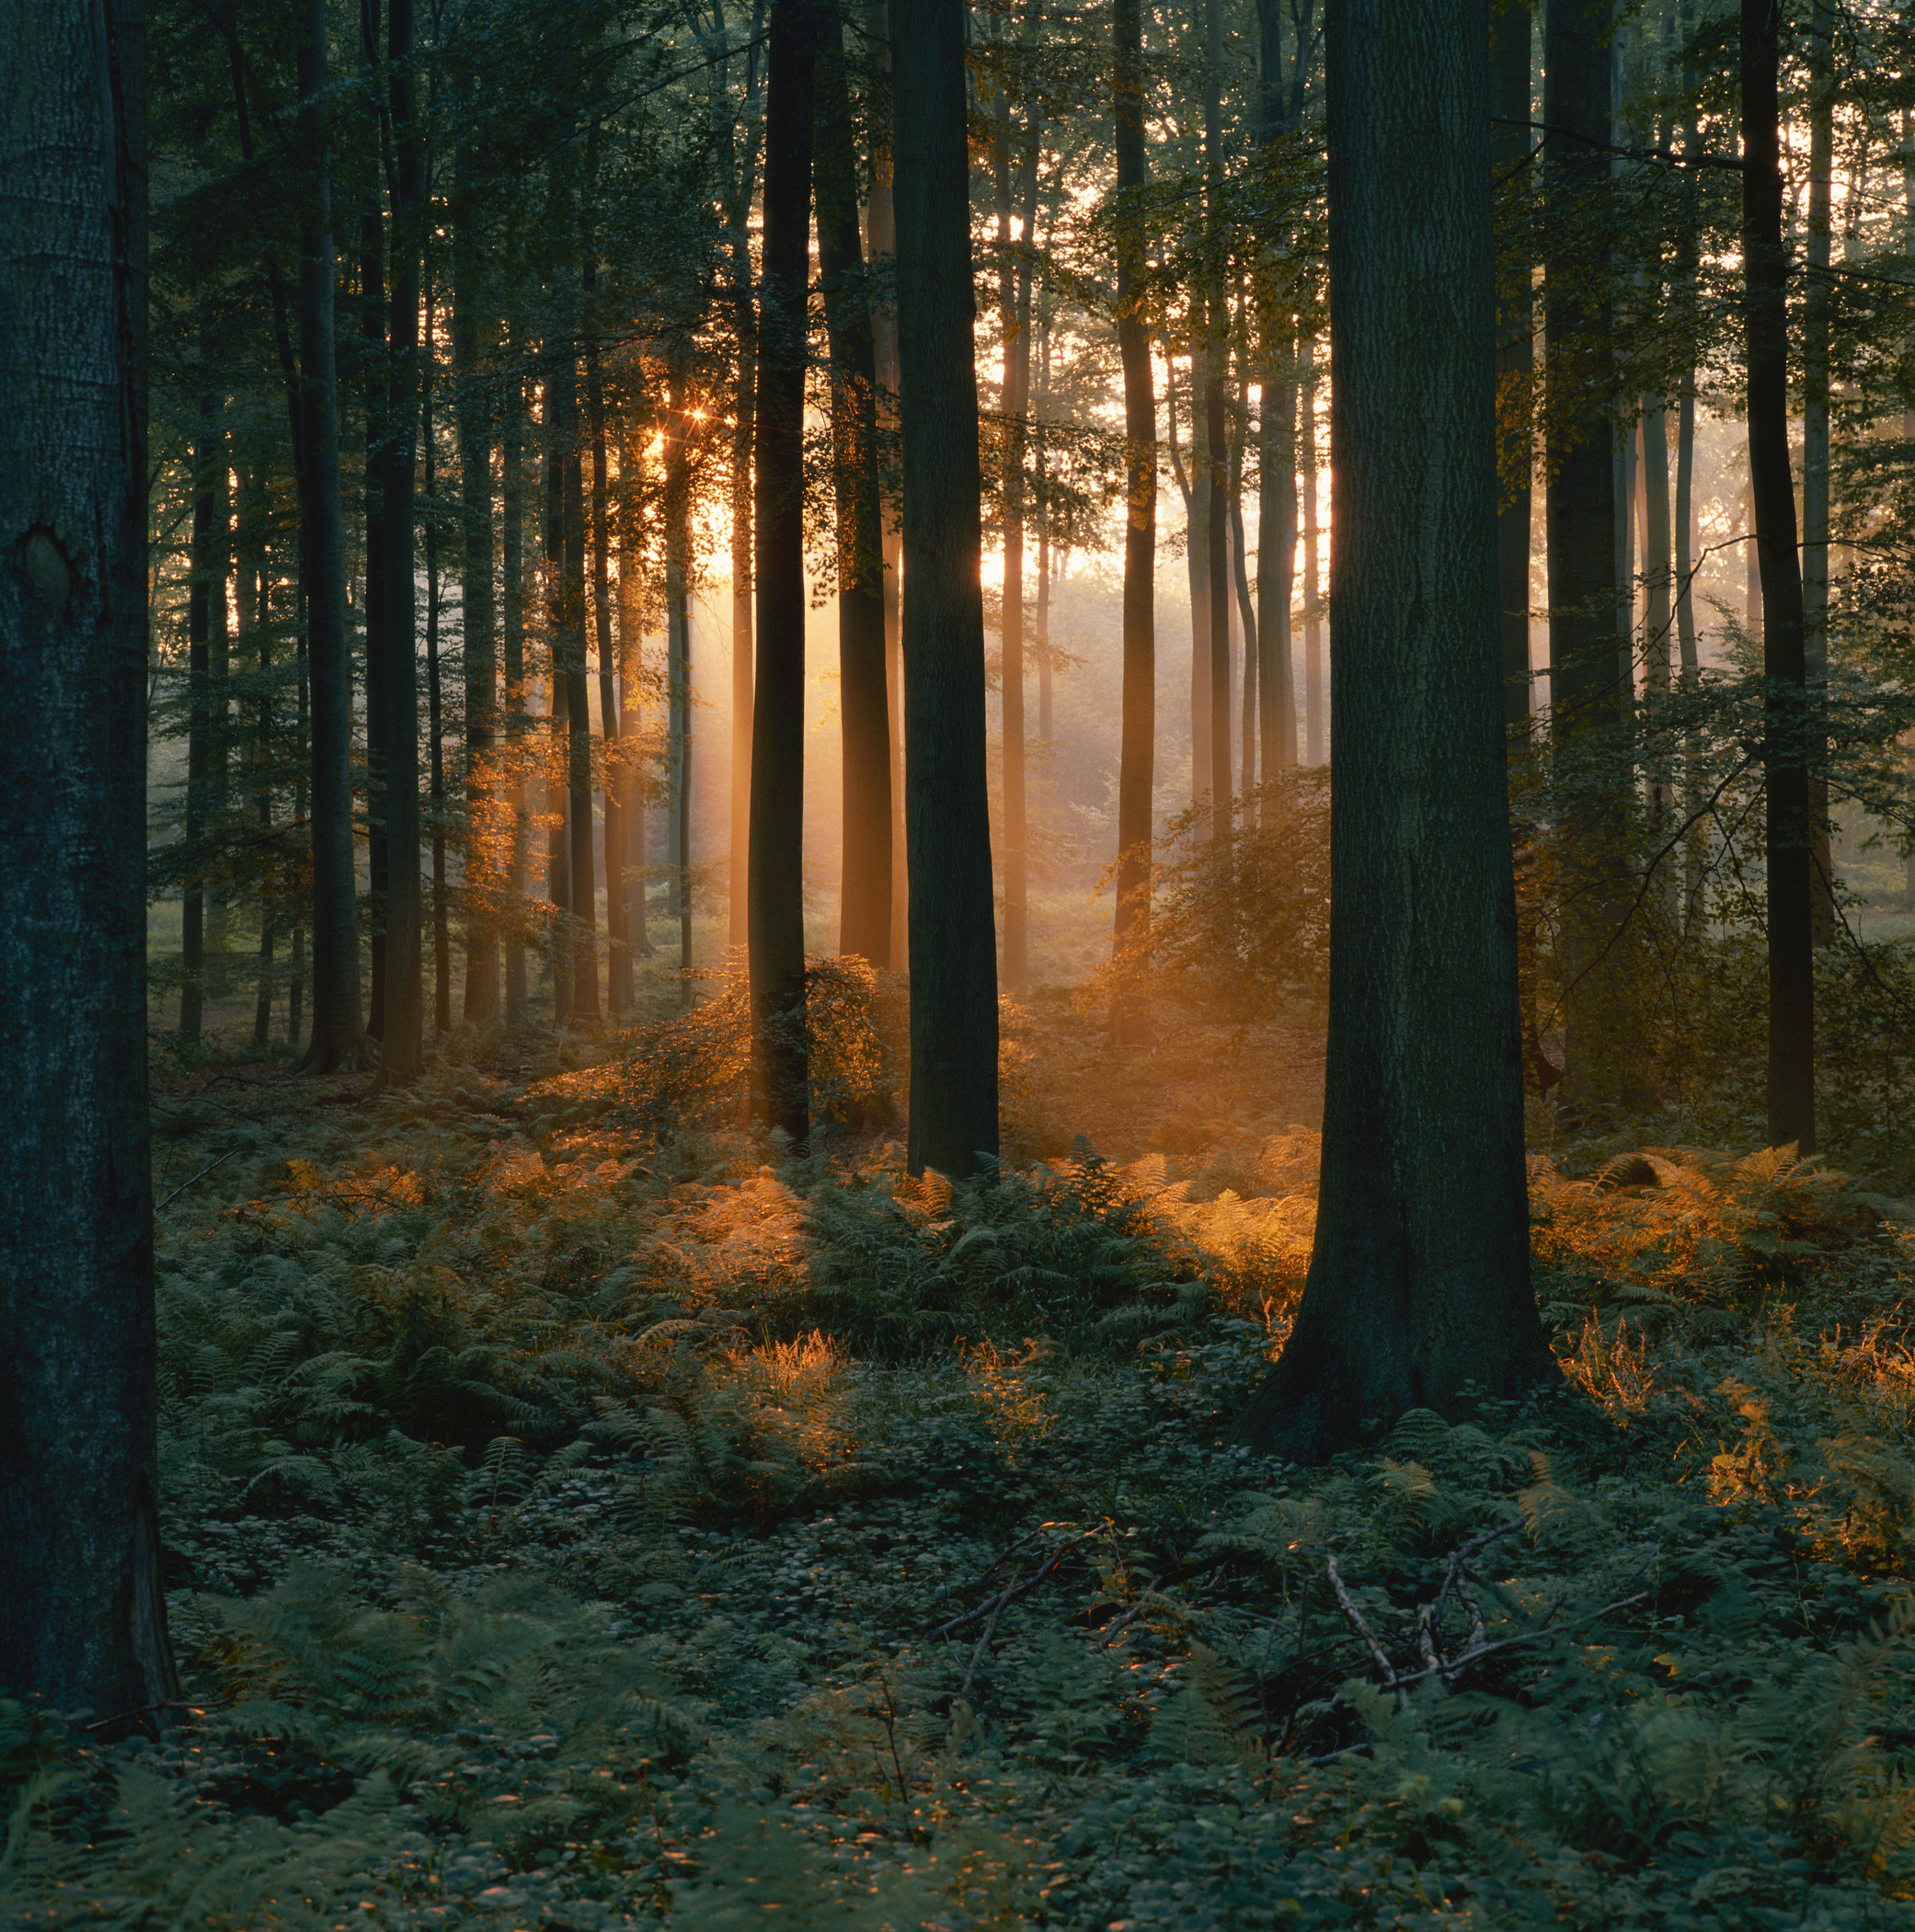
[
  {"xmin": 1239, "ymin": 0, "xmax": 1553, "ymax": 1459},
  {"xmin": 1110, "ymin": 0, "xmax": 1155, "ymax": 1046},
  {"xmin": 817, "ymin": 7, "xmax": 891, "ymax": 970},
  {"xmin": 750, "ymin": 0, "xmax": 815, "ymax": 1138},
  {"xmin": 0, "ymin": 0, "xmax": 179, "ymax": 1723},
  {"xmin": 892, "ymin": 0, "xmax": 999, "ymax": 1178},
  {"xmin": 296, "ymin": 0, "xmax": 368, "ymax": 1074},
  {"xmin": 1742, "ymin": 0, "xmax": 1814, "ymax": 1152}
]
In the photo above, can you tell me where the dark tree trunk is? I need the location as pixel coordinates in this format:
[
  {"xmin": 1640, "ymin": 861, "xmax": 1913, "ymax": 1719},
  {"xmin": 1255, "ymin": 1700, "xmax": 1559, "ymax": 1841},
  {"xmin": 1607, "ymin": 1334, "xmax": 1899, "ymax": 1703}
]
[
  {"xmin": 665, "ymin": 358, "xmax": 694, "ymax": 991},
  {"xmin": 1742, "ymin": 0, "xmax": 1814, "ymax": 1150},
  {"xmin": 544, "ymin": 394, "xmax": 573, "ymax": 1025},
  {"xmin": 817, "ymin": 13, "xmax": 892, "ymax": 969},
  {"xmin": 1202, "ymin": 0, "xmax": 1231, "ymax": 835},
  {"xmin": 181, "ymin": 391, "xmax": 224, "ymax": 1040},
  {"xmin": 586, "ymin": 269, "xmax": 627, "ymax": 1012},
  {"xmin": 296, "ymin": 0, "xmax": 366, "ymax": 1073},
  {"xmin": 454, "ymin": 160, "xmax": 499, "ymax": 1027},
  {"xmin": 378, "ymin": 0, "xmax": 424, "ymax": 1079},
  {"xmin": 1544, "ymin": 0, "xmax": 1644, "ymax": 1109},
  {"xmin": 501, "ymin": 364, "xmax": 530, "ymax": 1024},
  {"xmin": 1302, "ymin": 350, "xmax": 1323, "ymax": 762},
  {"xmin": 0, "ymin": 0, "xmax": 178, "ymax": 1725},
  {"xmin": 1491, "ymin": 0, "xmax": 1531, "ymax": 731},
  {"xmin": 1238, "ymin": 0, "xmax": 1553, "ymax": 1460},
  {"xmin": 1804, "ymin": 0, "xmax": 1833, "ymax": 948},
  {"xmin": 1230, "ymin": 384, "xmax": 1258, "ymax": 795},
  {"xmin": 241, "ymin": 458, "xmax": 276, "ymax": 1049},
  {"xmin": 360, "ymin": 197, "xmax": 388, "ymax": 1041},
  {"xmin": 1111, "ymin": 0, "xmax": 1156, "ymax": 1045},
  {"xmin": 751, "ymin": 0, "xmax": 816, "ymax": 1135},
  {"xmin": 893, "ymin": 0, "xmax": 1000, "ymax": 1177},
  {"xmin": 616, "ymin": 423, "xmax": 654, "ymax": 963},
  {"xmin": 423, "ymin": 291, "xmax": 450, "ymax": 1035}
]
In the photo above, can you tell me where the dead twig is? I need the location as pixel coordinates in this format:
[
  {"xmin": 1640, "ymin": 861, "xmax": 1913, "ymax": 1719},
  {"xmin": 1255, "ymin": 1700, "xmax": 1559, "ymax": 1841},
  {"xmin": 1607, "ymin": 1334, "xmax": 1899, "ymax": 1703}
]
[
  {"xmin": 156, "ymin": 1146, "xmax": 239, "ymax": 1213},
  {"xmin": 1326, "ymin": 1553, "xmax": 1407, "ymax": 1713}
]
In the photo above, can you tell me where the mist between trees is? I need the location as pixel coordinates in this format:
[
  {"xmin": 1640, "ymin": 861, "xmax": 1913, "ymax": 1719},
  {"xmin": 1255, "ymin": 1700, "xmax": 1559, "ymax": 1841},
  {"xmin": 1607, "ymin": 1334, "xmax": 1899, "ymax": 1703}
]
[{"xmin": 23, "ymin": 0, "xmax": 1915, "ymax": 1918}]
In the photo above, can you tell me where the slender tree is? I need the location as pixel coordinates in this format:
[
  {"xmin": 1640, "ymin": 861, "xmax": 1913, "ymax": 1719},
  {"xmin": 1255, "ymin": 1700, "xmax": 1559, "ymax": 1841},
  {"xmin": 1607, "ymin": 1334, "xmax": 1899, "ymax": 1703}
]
[
  {"xmin": 379, "ymin": 0, "xmax": 426, "ymax": 1079},
  {"xmin": 1111, "ymin": 0, "xmax": 1156, "ymax": 1046},
  {"xmin": 750, "ymin": 0, "xmax": 816, "ymax": 1135},
  {"xmin": 0, "ymin": 0, "xmax": 179, "ymax": 1722},
  {"xmin": 180, "ymin": 391, "xmax": 225, "ymax": 1039},
  {"xmin": 817, "ymin": 8, "xmax": 892, "ymax": 968},
  {"xmin": 1742, "ymin": 0, "xmax": 1814, "ymax": 1151},
  {"xmin": 501, "ymin": 361, "xmax": 531, "ymax": 1026},
  {"xmin": 1201, "ymin": 0, "xmax": 1231, "ymax": 833},
  {"xmin": 893, "ymin": 0, "xmax": 1000, "ymax": 1176},
  {"xmin": 296, "ymin": 0, "xmax": 367, "ymax": 1073},
  {"xmin": 1239, "ymin": 0, "xmax": 1553, "ymax": 1458}
]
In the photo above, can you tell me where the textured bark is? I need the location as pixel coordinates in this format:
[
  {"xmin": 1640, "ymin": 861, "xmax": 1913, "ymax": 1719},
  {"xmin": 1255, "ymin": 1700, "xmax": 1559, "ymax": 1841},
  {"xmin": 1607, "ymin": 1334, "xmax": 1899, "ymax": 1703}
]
[
  {"xmin": 378, "ymin": 0, "xmax": 425, "ymax": 1079},
  {"xmin": 1491, "ymin": 0, "xmax": 1531, "ymax": 730},
  {"xmin": 1238, "ymin": 0, "xmax": 1552, "ymax": 1459},
  {"xmin": 818, "ymin": 13, "xmax": 892, "ymax": 969},
  {"xmin": 1111, "ymin": 0, "xmax": 1156, "ymax": 1046},
  {"xmin": 0, "ymin": 0, "xmax": 178, "ymax": 1724},
  {"xmin": 893, "ymin": 0, "xmax": 1000, "ymax": 1177},
  {"xmin": 501, "ymin": 367, "xmax": 530, "ymax": 1025},
  {"xmin": 1544, "ymin": 0, "xmax": 1643, "ymax": 1109},
  {"xmin": 296, "ymin": 0, "xmax": 366, "ymax": 1073},
  {"xmin": 1742, "ymin": 0, "xmax": 1814, "ymax": 1151},
  {"xmin": 750, "ymin": 0, "xmax": 815, "ymax": 1134},
  {"xmin": 454, "ymin": 162, "xmax": 499, "ymax": 1027}
]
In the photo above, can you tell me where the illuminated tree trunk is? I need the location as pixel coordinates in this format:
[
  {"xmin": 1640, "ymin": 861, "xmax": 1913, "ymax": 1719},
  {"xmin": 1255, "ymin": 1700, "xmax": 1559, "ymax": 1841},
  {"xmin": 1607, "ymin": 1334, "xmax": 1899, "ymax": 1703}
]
[
  {"xmin": 1201, "ymin": 0, "xmax": 1231, "ymax": 835},
  {"xmin": 1239, "ymin": 0, "xmax": 1551, "ymax": 1458},
  {"xmin": 501, "ymin": 365, "xmax": 531, "ymax": 1025},
  {"xmin": 0, "ymin": 0, "xmax": 180, "ymax": 1725},
  {"xmin": 1742, "ymin": 0, "xmax": 1813, "ymax": 1152},
  {"xmin": 1111, "ymin": 0, "xmax": 1156, "ymax": 1046},
  {"xmin": 587, "ymin": 282, "xmax": 627, "ymax": 1012},
  {"xmin": 894, "ymin": 0, "xmax": 999, "ymax": 1176},
  {"xmin": 818, "ymin": 12, "xmax": 892, "ymax": 968}
]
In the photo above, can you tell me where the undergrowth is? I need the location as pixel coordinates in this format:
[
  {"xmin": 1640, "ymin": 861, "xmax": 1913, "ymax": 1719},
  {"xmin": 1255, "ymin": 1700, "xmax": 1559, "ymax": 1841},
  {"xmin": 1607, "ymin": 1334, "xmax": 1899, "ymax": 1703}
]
[{"xmin": 12, "ymin": 1000, "xmax": 1915, "ymax": 1928}]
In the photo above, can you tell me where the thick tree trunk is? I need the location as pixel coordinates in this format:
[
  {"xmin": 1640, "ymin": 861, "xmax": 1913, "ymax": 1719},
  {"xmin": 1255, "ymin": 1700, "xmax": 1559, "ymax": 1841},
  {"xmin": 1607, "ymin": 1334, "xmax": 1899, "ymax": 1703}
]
[
  {"xmin": 378, "ymin": 0, "xmax": 425, "ymax": 1079},
  {"xmin": 1544, "ymin": 0, "xmax": 1644, "ymax": 1110},
  {"xmin": 1742, "ymin": 0, "xmax": 1814, "ymax": 1151},
  {"xmin": 1111, "ymin": 0, "xmax": 1155, "ymax": 1045},
  {"xmin": 296, "ymin": 0, "xmax": 366, "ymax": 1073},
  {"xmin": 454, "ymin": 164, "xmax": 499, "ymax": 1027},
  {"xmin": 818, "ymin": 13, "xmax": 892, "ymax": 969},
  {"xmin": 893, "ymin": 0, "xmax": 1000, "ymax": 1176},
  {"xmin": 0, "ymin": 0, "xmax": 179, "ymax": 1725},
  {"xmin": 1240, "ymin": 0, "xmax": 1552, "ymax": 1460},
  {"xmin": 1491, "ymin": 0, "xmax": 1531, "ymax": 730},
  {"xmin": 750, "ymin": 0, "xmax": 815, "ymax": 1132},
  {"xmin": 501, "ymin": 366, "xmax": 531, "ymax": 1023}
]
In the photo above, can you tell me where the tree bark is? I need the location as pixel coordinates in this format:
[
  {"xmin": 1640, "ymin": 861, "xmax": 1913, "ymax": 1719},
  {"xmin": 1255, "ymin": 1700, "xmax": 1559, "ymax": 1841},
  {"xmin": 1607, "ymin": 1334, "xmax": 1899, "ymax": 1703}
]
[
  {"xmin": 818, "ymin": 10, "xmax": 892, "ymax": 969},
  {"xmin": 1201, "ymin": 0, "xmax": 1231, "ymax": 835},
  {"xmin": 0, "ymin": 0, "xmax": 179, "ymax": 1724},
  {"xmin": 750, "ymin": 0, "xmax": 816, "ymax": 1133},
  {"xmin": 666, "ymin": 354, "xmax": 695, "ymax": 993},
  {"xmin": 1804, "ymin": 0, "xmax": 1833, "ymax": 946},
  {"xmin": 501, "ymin": 362, "xmax": 530, "ymax": 1024},
  {"xmin": 1302, "ymin": 350, "xmax": 1323, "ymax": 763},
  {"xmin": 296, "ymin": 0, "xmax": 366, "ymax": 1073},
  {"xmin": 1491, "ymin": 0, "xmax": 1531, "ymax": 731},
  {"xmin": 360, "ymin": 196, "xmax": 388, "ymax": 1042},
  {"xmin": 1238, "ymin": 0, "xmax": 1552, "ymax": 1459},
  {"xmin": 893, "ymin": 0, "xmax": 1000, "ymax": 1177},
  {"xmin": 378, "ymin": 0, "xmax": 425, "ymax": 1079},
  {"xmin": 586, "ymin": 269, "xmax": 627, "ymax": 1011},
  {"xmin": 1111, "ymin": 0, "xmax": 1156, "ymax": 1046},
  {"xmin": 454, "ymin": 158, "xmax": 499, "ymax": 1027},
  {"xmin": 1742, "ymin": 0, "xmax": 1814, "ymax": 1152},
  {"xmin": 181, "ymin": 390, "xmax": 224, "ymax": 1040}
]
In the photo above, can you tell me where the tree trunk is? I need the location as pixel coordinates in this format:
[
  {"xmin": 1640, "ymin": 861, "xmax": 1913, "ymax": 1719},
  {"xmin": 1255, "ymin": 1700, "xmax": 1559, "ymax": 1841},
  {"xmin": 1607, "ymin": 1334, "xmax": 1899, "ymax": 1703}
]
[
  {"xmin": 1674, "ymin": 0, "xmax": 1703, "ymax": 926},
  {"xmin": 750, "ymin": 0, "xmax": 816, "ymax": 1132},
  {"xmin": 617, "ymin": 424, "xmax": 654, "ymax": 963},
  {"xmin": 242, "ymin": 459, "xmax": 276, "ymax": 1049},
  {"xmin": 181, "ymin": 391, "xmax": 224, "ymax": 1040},
  {"xmin": 1302, "ymin": 351, "xmax": 1323, "ymax": 763},
  {"xmin": 1544, "ymin": 0, "xmax": 1643, "ymax": 1111},
  {"xmin": 296, "ymin": 0, "xmax": 366, "ymax": 1073},
  {"xmin": 1491, "ymin": 0, "xmax": 1531, "ymax": 731},
  {"xmin": 818, "ymin": 11, "xmax": 892, "ymax": 969},
  {"xmin": 893, "ymin": 0, "xmax": 1000, "ymax": 1177},
  {"xmin": 0, "ymin": 0, "xmax": 179, "ymax": 1725},
  {"xmin": 586, "ymin": 277, "xmax": 627, "ymax": 1012},
  {"xmin": 666, "ymin": 359, "xmax": 695, "ymax": 994},
  {"xmin": 1202, "ymin": 0, "xmax": 1231, "ymax": 835},
  {"xmin": 454, "ymin": 160, "xmax": 499, "ymax": 1027},
  {"xmin": 730, "ymin": 251, "xmax": 756, "ymax": 958},
  {"xmin": 865, "ymin": 5, "xmax": 908, "ymax": 977},
  {"xmin": 1229, "ymin": 384, "xmax": 1259, "ymax": 795},
  {"xmin": 422, "ymin": 278, "xmax": 450, "ymax": 1036},
  {"xmin": 1742, "ymin": 0, "xmax": 1814, "ymax": 1152},
  {"xmin": 378, "ymin": 0, "xmax": 425, "ymax": 1080},
  {"xmin": 544, "ymin": 393, "xmax": 573, "ymax": 1025},
  {"xmin": 360, "ymin": 198, "xmax": 388, "ymax": 1041},
  {"xmin": 1111, "ymin": 0, "xmax": 1155, "ymax": 1045},
  {"xmin": 1804, "ymin": 0, "xmax": 1833, "ymax": 945},
  {"xmin": 501, "ymin": 364, "xmax": 530, "ymax": 1024},
  {"xmin": 1239, "ymin": 0, "xmax": 1552, "ymax": 1460}
]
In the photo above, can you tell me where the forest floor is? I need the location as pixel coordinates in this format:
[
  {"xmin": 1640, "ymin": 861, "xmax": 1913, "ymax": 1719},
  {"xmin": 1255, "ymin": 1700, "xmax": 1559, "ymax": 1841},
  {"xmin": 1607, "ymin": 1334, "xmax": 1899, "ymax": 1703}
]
[{"xmin": 13, "ymin": 973, "xmax": 1915, "ymax": 1929}]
